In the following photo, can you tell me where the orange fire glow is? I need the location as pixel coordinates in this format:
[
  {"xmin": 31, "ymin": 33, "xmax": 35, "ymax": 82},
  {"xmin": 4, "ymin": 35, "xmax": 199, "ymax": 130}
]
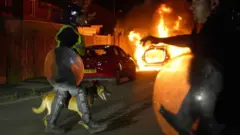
[{"xmin": 128, "ymin": 4, "xmax": 191, "ymax": 71}]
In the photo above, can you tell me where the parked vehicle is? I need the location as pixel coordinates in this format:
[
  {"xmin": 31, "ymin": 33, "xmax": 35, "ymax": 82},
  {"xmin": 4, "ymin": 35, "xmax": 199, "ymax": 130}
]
[{"xmin": 82, "ymin": 45, "xmax": 136, "ymax": 85}]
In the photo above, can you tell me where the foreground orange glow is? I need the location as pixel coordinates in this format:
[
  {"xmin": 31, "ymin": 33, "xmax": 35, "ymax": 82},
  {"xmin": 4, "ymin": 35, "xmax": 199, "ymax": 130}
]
[
  {"xmin": 153, "ymin": 54, "xmax": 193, "ymax": 135},
  {"xmin": 128, "ymin": 4, "xmax": 191, "ymax": 71}
]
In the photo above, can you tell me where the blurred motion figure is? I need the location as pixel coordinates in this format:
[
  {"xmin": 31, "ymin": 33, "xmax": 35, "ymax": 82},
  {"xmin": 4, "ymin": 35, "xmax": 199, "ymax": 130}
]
[
  {"xmin": 141, "ymin": 0, "xmax": 238, "ymax": 134},
  {"xmin": 44, "ymin": 3, "xmax": 107, "ymax": 134}
]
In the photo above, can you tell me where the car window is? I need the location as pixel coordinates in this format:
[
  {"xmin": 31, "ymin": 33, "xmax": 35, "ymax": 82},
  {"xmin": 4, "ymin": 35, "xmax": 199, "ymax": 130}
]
[
  {"xmin": 118, "ymin": 48, "xmax": 127, "ymax": 58},
  {"xmin": 144, "ymin": 48, "xmax": 166, "ymax": 63},
  {"xmin": 113, "ymin": 47, "xmax": 119, "ymax": 56},
  {"xmin": 85, "ymin": 48, "xmax": 109, "ymax": 56}
]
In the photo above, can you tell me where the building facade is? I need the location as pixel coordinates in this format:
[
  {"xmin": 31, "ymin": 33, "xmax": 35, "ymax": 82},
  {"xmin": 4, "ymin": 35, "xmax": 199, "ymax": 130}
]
[{"xmin": 0, "ymin": 0, "xmax": 62, "ymax": 22}]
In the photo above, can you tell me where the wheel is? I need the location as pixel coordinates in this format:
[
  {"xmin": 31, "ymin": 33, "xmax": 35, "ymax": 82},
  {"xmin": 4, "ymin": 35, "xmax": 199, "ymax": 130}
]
[
  {"xmin": 129, "ymin": 67, "xmax": 136, "ymax": 81},
  {"xmin": 116, "ymin": 63, "xmax": 122, "ymax": 85},
  {"xmin": 116, "ymin": 70, "xmax": 121, "ymax": 85}
]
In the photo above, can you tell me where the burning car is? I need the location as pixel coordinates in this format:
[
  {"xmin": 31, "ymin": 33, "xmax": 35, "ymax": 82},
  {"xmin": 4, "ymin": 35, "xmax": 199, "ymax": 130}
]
[
  {"xmin": 142, "ymin": 45, "xmax": 171, "ymax": 69},
  {"xmin": 82, "ymin": 45, "xmax": 136, "ymax": 85},
  {"xmin": 128, "ymin": 4, "xmax": 191, "ymax": 71}
]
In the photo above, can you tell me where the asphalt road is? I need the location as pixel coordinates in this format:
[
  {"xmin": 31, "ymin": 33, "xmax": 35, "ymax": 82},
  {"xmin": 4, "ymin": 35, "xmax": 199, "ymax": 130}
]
[{"xmin": 0, "ymin": 71, "xmax": 164, "ymax": 135}]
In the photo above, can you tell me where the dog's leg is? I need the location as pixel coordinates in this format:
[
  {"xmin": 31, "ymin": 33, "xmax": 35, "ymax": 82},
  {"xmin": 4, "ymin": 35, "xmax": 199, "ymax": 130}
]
[
  {"xmin": 43, "ymin": 114, "xmax": 48, "ymax": 127},
  {"xmin": 43, "ymin": 96, "xmax": 53, "ymax": 127},
  {"xmin": 88, "ymin": 95, "xmax": 94, "ymax": 107}
]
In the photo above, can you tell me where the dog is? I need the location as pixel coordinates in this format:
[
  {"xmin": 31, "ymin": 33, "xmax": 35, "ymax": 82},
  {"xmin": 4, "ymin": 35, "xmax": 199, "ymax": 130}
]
[{"xmin": 32, "ymin": 85, "xmax": 108, "ymax": 126}]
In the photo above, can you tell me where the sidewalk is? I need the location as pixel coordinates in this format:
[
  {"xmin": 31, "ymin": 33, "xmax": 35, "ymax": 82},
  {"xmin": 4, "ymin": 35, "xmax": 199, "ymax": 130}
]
[
  {"xmin": 0, "ymin": 77, "xmax": 113, "ymax": 103},
  {"xmin": 0, "ymin": 77, "xmax": 52, "ymax": 103}
]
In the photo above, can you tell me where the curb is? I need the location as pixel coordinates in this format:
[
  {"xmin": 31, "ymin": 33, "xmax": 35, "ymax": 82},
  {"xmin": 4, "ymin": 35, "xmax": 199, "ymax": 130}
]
[
  {"xmin": 0, "ymin": 82, "xmax": 113, "ymax": 104},
  {"xmin": 0, "ymin": 96, "xmax": 41, "ymax": 106},
  {"xmin": 0, "ymin": 86, "xmax": 52, "ymax": 103}
]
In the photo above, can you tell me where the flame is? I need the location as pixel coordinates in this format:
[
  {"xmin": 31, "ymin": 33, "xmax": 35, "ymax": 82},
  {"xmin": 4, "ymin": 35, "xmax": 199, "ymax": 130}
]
[
  {"xmin": 128, "ymin": 31, "xmax": 151, "ymax": 70},
  {"xmin": 128, "ymin": 4, "xmax": 191, "ymax": 71}
]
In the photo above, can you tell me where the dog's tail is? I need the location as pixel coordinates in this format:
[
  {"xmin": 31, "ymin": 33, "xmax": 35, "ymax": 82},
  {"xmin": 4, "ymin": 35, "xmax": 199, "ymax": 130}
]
[{"xmin": 32, "ymin": 95, "xmax": 47, "ymax": 114}]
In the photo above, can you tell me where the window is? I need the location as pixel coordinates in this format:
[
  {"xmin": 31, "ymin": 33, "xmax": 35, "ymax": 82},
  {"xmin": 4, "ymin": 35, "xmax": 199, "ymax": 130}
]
[
  {"xmin": 39, "ymin": 1, "xmax": 47, "ymax": 8},
  {"xmin": 60, "ymin": 9, "xmax": 64, "ymax": 20},
  {"xmin": 86, "ymin": 48, "xmax": 108, "ymax": 56},
  {"xmin": 30, "ymin": 0, "xmax": 36, "ymax": 17},
  {"xmin": 5, "ymin": 0, "xmax": 12, "ymax": 7},
  {"xmin": 47, "ymin": 7, "xmax": 52, "ymax": 19},
  {"xmin": 144, "ymin": 48, "xmax": 166, "ymax": 63},
  {"xmin": 118, "ymin": 48, "xmax": 127, "ymax": 58},
  {"xmin": 113, "ymin": 47, "xmax": 119, "ymax": 56},
  {"xmin": 94, "ymin": 49, "xmax": 107, "ymax": 56}
]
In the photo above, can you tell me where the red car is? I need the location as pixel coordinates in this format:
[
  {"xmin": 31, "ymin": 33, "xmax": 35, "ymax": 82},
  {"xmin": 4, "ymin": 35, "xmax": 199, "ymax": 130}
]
[{"xmin": 82, "ymin": 45, "xmax": 136, "ymax": 85}]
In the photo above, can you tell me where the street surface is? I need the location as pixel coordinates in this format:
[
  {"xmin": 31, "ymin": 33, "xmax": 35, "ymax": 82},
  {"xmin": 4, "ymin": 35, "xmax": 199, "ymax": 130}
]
[{"xmin": 0, "ymin": 71, "xmax": 164, "ymax": 135}]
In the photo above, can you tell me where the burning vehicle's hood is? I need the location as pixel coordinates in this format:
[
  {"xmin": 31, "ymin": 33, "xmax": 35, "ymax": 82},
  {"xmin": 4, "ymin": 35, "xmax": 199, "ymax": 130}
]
[{"xmin": 128, "ymin": 4, "xmax": 192, "ymax": 71}]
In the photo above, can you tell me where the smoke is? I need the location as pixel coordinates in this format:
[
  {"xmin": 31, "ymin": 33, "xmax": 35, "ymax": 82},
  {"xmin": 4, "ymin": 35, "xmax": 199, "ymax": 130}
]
[
  {"xmin": 116, "ymin": 0, "xmax": 194, "ymax": 36},
  {"xmin": 116, "ymin": 0, "xmax": 160, "ymax": 35}
]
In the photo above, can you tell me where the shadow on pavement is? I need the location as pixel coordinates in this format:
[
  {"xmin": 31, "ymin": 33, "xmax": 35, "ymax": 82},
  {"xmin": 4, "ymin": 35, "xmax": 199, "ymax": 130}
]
[
  {"xmin": 59, "ymin": 112, "xmax": 81, "ymax": 132},
  {"xmin": 100, "ymin": 101, "xmax": 152, "ymax": 132},
  {"xmin": 118, "ymin": 77, "xmax": 133, "ymax": 85},
  {"xmin": 59, "ymin": 99, "xmax": 152, "ymax": 133}
]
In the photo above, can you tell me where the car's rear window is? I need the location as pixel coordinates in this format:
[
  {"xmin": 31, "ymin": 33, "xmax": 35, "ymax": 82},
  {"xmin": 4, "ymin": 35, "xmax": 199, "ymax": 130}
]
[{"xmin": 85, "ymin": 48, "xmax": 109, "ymax": 56}]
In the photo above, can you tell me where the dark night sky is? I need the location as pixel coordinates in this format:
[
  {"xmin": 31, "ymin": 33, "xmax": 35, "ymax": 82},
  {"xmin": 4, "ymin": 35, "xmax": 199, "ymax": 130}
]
[
  {"xmin": 41, "ymin": 0, "xmax": 146, "ymax": 17},
  {"xmin": 91, "ymin": 0, "xmax": 145, "ymax": 17},
  {"xmin": 41, "ymin": 0, "xmax": 143, "ymax": 10},
  {"xmin": 91, "ymin": 0, "xmax": 144, "ymax": 13}
]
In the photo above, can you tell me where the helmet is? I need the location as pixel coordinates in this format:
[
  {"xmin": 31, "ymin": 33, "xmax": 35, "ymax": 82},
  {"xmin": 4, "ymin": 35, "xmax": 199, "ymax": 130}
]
[{"xmin": 63, "ymin": 4, "xmax": 88, "ymax": 26}]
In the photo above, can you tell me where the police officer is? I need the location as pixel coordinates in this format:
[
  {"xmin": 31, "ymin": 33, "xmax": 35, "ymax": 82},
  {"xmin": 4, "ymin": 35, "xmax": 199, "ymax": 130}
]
[
  {"xmin": 56, "ymin": 3, "xmax": 110, "ymax": 102},
  {"xmin": 45, "ymin": 4, "xmax": 107, "ymax": 134},
  {"xmin": 140, "ymin": 0, "xmax": 237, "ymax": 134},
  {"xmin": 56, "ymin": 4, "xmax": 87, "ymax": 56}
]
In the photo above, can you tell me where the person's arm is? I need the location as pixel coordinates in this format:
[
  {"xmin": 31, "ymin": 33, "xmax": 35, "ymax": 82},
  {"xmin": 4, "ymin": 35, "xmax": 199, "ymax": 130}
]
[
  {"xmin": 75, "ymin": 34, "xmax": 86, "ymax": 56},
  {"xmin": 151, "ymin": 34, "xmax": 193, "ymax": 47}
]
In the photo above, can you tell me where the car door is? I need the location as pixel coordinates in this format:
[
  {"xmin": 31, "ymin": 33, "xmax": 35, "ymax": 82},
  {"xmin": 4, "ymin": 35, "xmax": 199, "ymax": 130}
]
[
  {"xmin": 117, "ymin": 47, "xmax": 133, "ymax": 75},
  {"xmin": 112, "ymin": 47, "xmax": 123, "ymax": 71}
]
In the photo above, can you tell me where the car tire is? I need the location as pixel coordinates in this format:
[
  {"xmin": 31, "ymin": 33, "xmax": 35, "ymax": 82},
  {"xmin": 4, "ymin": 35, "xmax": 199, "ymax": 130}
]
[
  {"xmin": 116, "ymin": 70, "xmax": 121, "ymax": 85},
  {"xmin": 129, "ymin": 67, "xmax": 136, "ymax": 81},
  {"xmin": 116, "ymin": 63, "xmax": 122, "ymax": 85}
]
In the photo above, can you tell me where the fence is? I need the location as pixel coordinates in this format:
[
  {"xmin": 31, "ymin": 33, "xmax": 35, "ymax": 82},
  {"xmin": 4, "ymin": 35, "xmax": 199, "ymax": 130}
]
[{"xmin": 0, "ymin": 20, "xmax": 133, "ymax": 84}]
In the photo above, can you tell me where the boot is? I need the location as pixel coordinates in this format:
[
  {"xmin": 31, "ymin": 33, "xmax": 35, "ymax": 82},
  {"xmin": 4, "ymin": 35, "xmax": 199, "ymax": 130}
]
[
  {"xmin": 76, "ymin": 88, "xmax": 108, "ymax": 134},
  {"xmin": 45, "ymin": 93, "xmax": 66, "ymax": 134},
  {"xmin": 78, "ymin": 120, "xmax": 108, "ymax": 134}
]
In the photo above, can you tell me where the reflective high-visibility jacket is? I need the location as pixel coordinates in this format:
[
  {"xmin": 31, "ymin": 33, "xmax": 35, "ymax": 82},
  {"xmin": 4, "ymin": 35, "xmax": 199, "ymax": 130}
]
[{"xmin": 56, "ymin": 24, "xmax": 85, "ymax": 56}]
